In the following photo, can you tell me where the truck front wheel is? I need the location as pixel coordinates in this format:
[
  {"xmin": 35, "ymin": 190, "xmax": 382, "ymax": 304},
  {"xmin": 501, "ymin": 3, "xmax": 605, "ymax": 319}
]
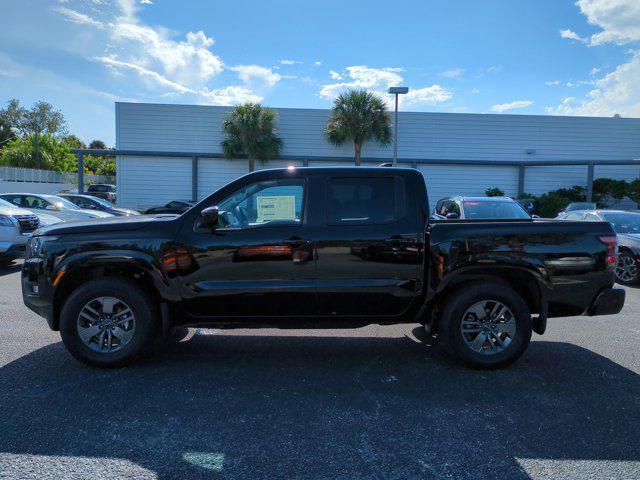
[
  {"xmin": 59, "ymin": 278, "xmax": 158, "ymax": 368},
  {"xmin": 440, "ymin": 283, "xmax": 532, "ymax": 369}
]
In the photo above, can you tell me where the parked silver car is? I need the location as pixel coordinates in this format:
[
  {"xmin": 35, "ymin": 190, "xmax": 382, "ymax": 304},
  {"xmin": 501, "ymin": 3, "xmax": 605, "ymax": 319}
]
[
  {"xmin": 0, "ymin": 193, "xmax": 113, "ymax": 222},
  {"xmin": 0, "ymin": 200, "xmax": 41, "ymax": 264}
]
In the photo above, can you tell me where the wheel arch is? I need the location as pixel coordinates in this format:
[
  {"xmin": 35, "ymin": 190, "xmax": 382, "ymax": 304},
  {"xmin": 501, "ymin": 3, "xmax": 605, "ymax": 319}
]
[{"xmin": 51, "ymin": 257, "xmax": 170, "ymax": 330}]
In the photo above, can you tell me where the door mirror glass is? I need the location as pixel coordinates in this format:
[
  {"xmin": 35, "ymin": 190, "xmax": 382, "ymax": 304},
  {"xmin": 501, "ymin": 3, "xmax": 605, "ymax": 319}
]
[
  {"xmin": 201, "ymin": 206, "xmax": 219, "ymax": 229},
  {"xmin": 445, "ymin": 212, "xmax": 459, "ymax": 219}
]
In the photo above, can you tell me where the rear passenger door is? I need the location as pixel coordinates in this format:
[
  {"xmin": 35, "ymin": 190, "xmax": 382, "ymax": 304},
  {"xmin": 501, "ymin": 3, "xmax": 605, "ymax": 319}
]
[{"xmin": 315, "ymin": 173, "xmax": 421, "ymax": 317}]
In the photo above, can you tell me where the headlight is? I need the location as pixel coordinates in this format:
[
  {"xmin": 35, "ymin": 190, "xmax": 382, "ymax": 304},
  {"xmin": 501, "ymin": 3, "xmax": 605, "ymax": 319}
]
[
  {"xmin": 27, "ymin": 235, "xmax": 58, "ymax": 258},
  {"xmin": 0, "ymin": 215, "xmax": 17, "ymax": 227}
]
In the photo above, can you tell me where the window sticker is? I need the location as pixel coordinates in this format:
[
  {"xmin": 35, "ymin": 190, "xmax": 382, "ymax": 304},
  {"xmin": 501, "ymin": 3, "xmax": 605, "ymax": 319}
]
[{"xmin": 256, "ymin": 195, "xmax": 296, "ymax": 222}]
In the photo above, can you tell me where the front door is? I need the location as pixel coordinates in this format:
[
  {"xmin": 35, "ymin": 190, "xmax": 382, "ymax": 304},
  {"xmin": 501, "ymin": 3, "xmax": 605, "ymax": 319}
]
[
  {"xmin": 315, "ymin": 173, "xmax": 421, "ymax": 317},
  {"xmin": 177, "ymin": 176, "xmax": 317, "ymax": 320}
]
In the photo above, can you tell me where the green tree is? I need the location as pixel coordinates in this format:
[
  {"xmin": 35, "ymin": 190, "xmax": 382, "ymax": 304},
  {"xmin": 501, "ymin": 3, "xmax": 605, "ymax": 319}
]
[
  {"xmin": 220, "ymin": 103, "xmax": 283, "ymax": 172},
  {"xmin": 62, "ymin": 134, "xmax": 86, "ymax": 150},
  {"xmin": 84, "ymin": 139, "xmax": 115, "ymax": 177},
  {"xmin": 0, "ymin": 117, "xmax": 15, "ymax": 150},
  {"xmin": 0, "ymin": 134, "xmax": 75, "ymax": 172},
  {"xmin": 485, "ymin": 187, "xmax": 504, "ymax": 197},
  {"xmin": 0, "ymin": 99, "xmax": 67, "ymax": 166},
  {"xmin": 324, "ymin": 90, "xmax": 392, "ymax": 166}
]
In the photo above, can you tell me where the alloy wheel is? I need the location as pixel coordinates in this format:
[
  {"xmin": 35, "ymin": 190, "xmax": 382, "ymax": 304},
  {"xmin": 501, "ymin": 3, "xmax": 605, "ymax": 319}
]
[
  {"xmin": 616, "ymin": 254, "xmax": 638, "ymax": 283},
  {"xmin": 76, "ymin": 296, "xmax": 136, "ymax": 353},
  {"xmin": 460, "ymin": 300, "xmax": 516, "ymax": 355}
]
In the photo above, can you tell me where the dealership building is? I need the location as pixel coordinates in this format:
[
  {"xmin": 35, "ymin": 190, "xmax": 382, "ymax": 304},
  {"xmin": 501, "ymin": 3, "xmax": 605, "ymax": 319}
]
[{"xmin": 114, "ymin": 102, "xmax": 640, "ymax": 211}]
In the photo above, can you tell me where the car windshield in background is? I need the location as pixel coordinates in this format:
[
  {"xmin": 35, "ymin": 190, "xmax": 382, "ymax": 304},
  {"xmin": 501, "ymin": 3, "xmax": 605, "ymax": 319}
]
[
  {"xmin": 89, "ymin": 185, "xmax": 115, "ymax": 193},
  {"xmin": 91, "ymin": 197, "xmax": 116, "ymax": 208},
  {"xmin": 44, "ymin": 195, "xmax": 81, "ymax": 210},
  {"xmin": 566, "ymin": 202, "xmax": 596, "ymax": 212},
  {"xmin": 463, "ymin": 200, "xmax": 531, "ymax": 219},
  {"xmin": 601, "ymin": 212, "xmax": 640, "ymax": 234}
]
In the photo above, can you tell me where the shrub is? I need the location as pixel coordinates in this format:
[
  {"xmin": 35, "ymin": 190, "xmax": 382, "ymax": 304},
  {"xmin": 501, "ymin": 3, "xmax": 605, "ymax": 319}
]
[{"xmin": 485, "ymin": 187, "xmax": 504, "ymax": 197}]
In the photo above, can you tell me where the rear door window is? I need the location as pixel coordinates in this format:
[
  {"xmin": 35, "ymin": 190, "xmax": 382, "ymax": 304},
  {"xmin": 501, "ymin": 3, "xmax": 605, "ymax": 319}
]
[{"xmin": 326, "ymin": 177, "xmax": 406, "ymax": 225}]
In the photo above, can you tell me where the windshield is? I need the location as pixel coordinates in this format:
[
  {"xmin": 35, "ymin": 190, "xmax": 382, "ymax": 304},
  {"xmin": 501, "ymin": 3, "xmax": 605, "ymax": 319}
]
[
  {"xmin": 601, "ymin": 212, "xmax": 640, "ymax": 234},
  {"xmin": 44, "ymin": 195, "xmax": 81, "ymax": 210},
  {"xmin": 566, "ymin": 202, "xmax": 596, "ymax": 212},
  {"xmin": 90, "ymin": 197, "xmax": 116, "ymax": 208},
  {"xmin": 463, "ymin": 200, "xmax": 531, "ymax": 219}
]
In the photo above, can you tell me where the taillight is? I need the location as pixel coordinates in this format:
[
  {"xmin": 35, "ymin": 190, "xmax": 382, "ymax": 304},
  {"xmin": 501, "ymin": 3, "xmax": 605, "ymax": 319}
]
[{"xmin": 598, "ymin": 235, "xmax": 618, "ymax": 270}]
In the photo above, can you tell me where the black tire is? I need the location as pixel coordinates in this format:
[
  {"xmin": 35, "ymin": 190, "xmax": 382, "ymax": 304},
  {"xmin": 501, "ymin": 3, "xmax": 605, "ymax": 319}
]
[
  {"xmin": 59, "ymin": 278, "xmax": 158, "ymax": 368},
  {"xmin": 615, "ymin": 251, "xmax": 640, "ymax": 285},
  {"xmin": 439, "ymin": 282, "xmax": 532, "ymax": 369}
]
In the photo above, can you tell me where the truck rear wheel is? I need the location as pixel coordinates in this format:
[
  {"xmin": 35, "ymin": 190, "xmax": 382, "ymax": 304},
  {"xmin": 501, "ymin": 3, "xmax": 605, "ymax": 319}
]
[
  {"xmin": 439, "ymin": 283, "xmax": 532, "ymax": 369},
  {"xmin": 59, "ymin": 278, "xmax": 158, "ymax": 368}
]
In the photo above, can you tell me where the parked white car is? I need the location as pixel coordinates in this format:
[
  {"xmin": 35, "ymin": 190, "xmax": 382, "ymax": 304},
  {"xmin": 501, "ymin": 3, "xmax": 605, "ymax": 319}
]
[
  {"xmin": 0, "ymin": 193, "xmax": 113, "ymax": 222},
  {"xmin": 0, "ymin": 199, "xmax": 62, "ymax": 228},
  {"xmin": 0, "ymin": 200, "xmax": 42, "ymax": 264}
]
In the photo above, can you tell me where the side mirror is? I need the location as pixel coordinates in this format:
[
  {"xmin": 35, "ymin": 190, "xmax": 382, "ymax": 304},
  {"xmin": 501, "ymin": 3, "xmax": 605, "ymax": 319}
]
[
  {"xmin": 200, "ymin": 206, "xmax": 219, "ymax": 229},
  {"xmin": 45, "ymin": 205, "xmax": 57, "ymax": 211},
  {"xmin": 445, "ymin": 212, "xmax": 459, "ymax": 220}
]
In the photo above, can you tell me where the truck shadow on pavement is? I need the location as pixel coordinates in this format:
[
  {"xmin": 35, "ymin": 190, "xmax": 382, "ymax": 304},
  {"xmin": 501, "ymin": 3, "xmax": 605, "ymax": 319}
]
[{"xmin": 0, "ymin": 334, "xmax": 639, "ymax": 479}]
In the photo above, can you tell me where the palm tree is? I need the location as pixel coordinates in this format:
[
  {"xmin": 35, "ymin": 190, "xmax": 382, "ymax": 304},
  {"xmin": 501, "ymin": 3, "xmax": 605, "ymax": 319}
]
[
  {"xmin": 221, "ymin": 103, "xmax": 283, "ymax": 172},
  {"xmin": 324, "ymin": 90, "xmax": 392, "ymax": 166}
]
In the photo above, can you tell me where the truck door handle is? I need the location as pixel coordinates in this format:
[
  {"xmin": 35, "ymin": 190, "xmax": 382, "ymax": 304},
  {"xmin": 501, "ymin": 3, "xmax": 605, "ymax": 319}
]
[{"xmin": 283, "ymin": 237, "xmax": 312, "ymax": 246}]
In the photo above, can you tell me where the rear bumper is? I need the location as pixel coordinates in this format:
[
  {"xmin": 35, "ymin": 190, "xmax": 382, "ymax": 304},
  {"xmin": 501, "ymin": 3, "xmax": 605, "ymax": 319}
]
[{"xmin": 587, "ymin": 288, "xmax": 625, "ymax": 316}]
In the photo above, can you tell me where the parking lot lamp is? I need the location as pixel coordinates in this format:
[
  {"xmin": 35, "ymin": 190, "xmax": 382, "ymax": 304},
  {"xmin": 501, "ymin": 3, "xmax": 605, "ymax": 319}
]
[{"xmin": 388, "ymin": 87, "xmax": 409, "ymax": 167}]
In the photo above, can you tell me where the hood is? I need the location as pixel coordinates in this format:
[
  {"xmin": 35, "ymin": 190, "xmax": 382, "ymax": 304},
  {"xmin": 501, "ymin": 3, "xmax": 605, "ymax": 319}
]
[
  {"xmin": 0, "ymin": 204, "xmax": 32, "ymax": 217},
  {"xmin": 78, "ymin": 209, "xmax": 113, "ymax": 218},
  {"xmin": 111, "ymin": 207, "xmax": 140, "ymax": 216},
  {"xmin": 618, "ymin": 233, "xmax": 640, "ymax": 247},
  {"xmin": 34, "ymin": 213, "xmax": 64, "ymax": 226},
  {"xmin": 36, "ymin": 213, "xmax": 179, "ymax": 236}
]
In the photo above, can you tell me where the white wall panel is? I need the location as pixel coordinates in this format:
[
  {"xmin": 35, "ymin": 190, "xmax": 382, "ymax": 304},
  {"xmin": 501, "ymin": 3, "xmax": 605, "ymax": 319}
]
[
  {"xmin": 197, "ymin": 158, "xmax": 248, "ymax": 201},
  {"xmin": 418, "ymin": 164, "xmax": 519, "ymax": 211},
  {"xmin": 118, "ymin": 156, "xmax": 191, "ymax": 211},
  {"xmin": 523, "ymin": 166, "xmax": 588, "ymax": 196}
]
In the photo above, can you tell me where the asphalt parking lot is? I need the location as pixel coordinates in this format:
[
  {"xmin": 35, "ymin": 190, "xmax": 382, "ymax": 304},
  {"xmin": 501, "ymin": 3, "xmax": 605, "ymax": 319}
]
[{"xmin": 0, "ymin": 261, "xmax": 639, "ymax": 480}]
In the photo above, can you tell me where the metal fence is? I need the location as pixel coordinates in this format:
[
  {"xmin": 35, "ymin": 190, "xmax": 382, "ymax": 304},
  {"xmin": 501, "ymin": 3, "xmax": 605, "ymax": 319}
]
[{"xmin": 0, "ymin": 166, "xmax": 111, "ymax": 185}]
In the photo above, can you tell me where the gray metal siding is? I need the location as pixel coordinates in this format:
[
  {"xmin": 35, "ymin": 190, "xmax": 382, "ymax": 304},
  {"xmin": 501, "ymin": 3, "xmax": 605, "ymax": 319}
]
[
  {"xmin": 116, "ymin": 102, "xmax": 640, "ymax": 210},
  {"xmin": 419, "ymin": 164, "xmax": 519, "ymax": 211},
  {"xmin": 118, "ymin": 156, "xmax": 191, "ymax": 211},
  {"xmin": 117, "ymin": 102, "xmax": 640, "ymax": 162}
]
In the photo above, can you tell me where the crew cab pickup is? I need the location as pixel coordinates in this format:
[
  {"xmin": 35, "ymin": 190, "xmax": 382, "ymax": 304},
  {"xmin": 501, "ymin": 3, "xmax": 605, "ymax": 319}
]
[{"xmin": 22, "ymin": 167, "xmax": 625, "ymax": 368}]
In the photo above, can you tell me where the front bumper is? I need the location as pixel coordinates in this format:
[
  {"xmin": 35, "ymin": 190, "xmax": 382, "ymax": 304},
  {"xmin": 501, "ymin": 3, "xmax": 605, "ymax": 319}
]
[
  {"xmin": 0, "ymin": 227, "xmax": 30, "ymax": 257},
  {"xmin": 22, "ymin": 257, "xmax": 56, "ymax": 329},
  {"xmin": 587, "ymin": 288, "xmax": 625, "ymax": 316}
]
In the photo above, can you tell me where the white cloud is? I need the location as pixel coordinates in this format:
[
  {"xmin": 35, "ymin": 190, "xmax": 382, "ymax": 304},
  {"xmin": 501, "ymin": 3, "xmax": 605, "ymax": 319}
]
[
  {"xmin": 590, "ymin": 67, "xmax": 601, "ymax": 75},
  {"xmin": 229, "ymin": 65, "xmax": 281, "ymax": 88},
  {"xmin": 314, "ymin": 61, "xmax": 322, "ymax": 66},
  {"xmin": 576, "ymin": 0, "xmax": 640, "ymax": 45},
  {"xmin": 548, "ymin": 52, "xmax": 640, "ymax": 116},
  {"xmin": 545, "ymin": 80, "xmax": 560, "ymax": 85},
  {"xmin": 319, "ymin": 65, "xmax": 451, "ymax": 108},
  {"xmin": 439, "ymin": 67, "xmax": 465, "ymax": 78},
  {"xmin": 404, "ymin": 85, "xmax": 453, "ymax": 106},
  {"xmin": 280, "ymin": 59, "xmax": 301, "ymax": 65},
  {"xmin": 486, "ymin": 65, "xmax": 502, "ymax": 74},
  {"xmin": 319, "ymin": 65, "xmax": 404, "ymax": 99},
  {"xmin": 549, "ymin": 1, "xmax": 640, "ymax": 116},
  {"xmin": 470, "ymin": 88, "xmax": 480, "ymax": 94},
  {"xmin": 490, "ymin": 100, "xmax": 533, "ymax": 112},
  {"xmin": 48, "ymin": 0, "xmax": 274, "ymax": 105},
  {"xmin": 52, "ymin": 6, "xmax": 105, "ymax": 29},
  {"xmin": 560, "ymin": 28, "xmax": 586, "ymax": 42}
]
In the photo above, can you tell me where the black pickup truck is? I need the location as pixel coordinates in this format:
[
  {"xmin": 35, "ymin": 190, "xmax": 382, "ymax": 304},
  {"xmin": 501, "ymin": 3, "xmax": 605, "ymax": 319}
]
[{"xmin": 22, "ymin": 167, "xmax": 625, "ymax": 369}]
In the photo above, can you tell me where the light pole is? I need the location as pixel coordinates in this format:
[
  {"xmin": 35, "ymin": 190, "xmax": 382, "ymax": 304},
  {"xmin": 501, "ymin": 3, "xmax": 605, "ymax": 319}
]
[{"xmin": 388, "ymin": 86, "xmax": 408, "ymax": 166}]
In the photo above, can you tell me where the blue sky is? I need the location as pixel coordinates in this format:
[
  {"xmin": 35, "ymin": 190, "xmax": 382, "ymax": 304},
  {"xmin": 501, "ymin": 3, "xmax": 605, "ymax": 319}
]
[{"xmin": 1, "ymin": 0, "xmax": 639, "ymax": 145}]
